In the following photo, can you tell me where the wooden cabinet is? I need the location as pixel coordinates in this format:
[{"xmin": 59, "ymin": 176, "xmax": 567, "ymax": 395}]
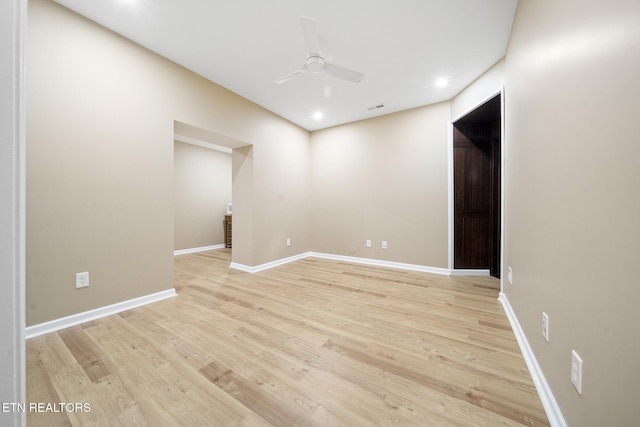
[{"xmin": 224, "ymin": 215, "xmax": 232, "ymax": 248}]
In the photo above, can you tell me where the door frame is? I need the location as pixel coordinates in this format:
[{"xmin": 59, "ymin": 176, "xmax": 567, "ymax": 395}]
[
  {"xmin": 1, "ymin": 0, "xmax": 27, "ymax": 425},
  {"xmin": 448, "ymin": 88, "xmax": 504, "ymax": 279}
]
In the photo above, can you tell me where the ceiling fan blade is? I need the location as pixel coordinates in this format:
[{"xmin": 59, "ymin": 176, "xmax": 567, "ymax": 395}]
[
  {"xmin": 300, "ymin": 16, "xmax": 320, "ymax": 56},
  {"xmin": 324, "ymin": 62, "xmax": 364, "ymax": 83},
  {"xmin": 274, "ymin": 68, "xmax": 305, "ymax": 84}
]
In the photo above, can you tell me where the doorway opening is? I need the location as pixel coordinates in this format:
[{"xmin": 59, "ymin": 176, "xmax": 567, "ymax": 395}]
[
  {"xmin": 173, "ymin": 121, "xmax": 250, "ymax": 258},
  {"xmin": 453, "ymin": 94, "xmax": 501, "ymax": 277}
]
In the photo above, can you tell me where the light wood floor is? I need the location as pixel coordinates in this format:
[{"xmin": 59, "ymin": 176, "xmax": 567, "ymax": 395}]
[{"xmin": 27, "ymin": 249, "xmax": 549, "ymax": 426}]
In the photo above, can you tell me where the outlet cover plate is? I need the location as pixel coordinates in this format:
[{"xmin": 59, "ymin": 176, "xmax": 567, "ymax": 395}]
[
  {"xmin": 571, "ymin": 350, "xmax": 583, "ymax": 394},
  {"xmin": 76, "ymin": 272, "xmax": 90, "ymax": 288},
  {"xmin": 542, "ymin": 312, "xmax": 549, "ymax": 342}
]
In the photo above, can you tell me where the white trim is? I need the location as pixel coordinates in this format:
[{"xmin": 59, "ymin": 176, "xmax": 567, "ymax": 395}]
[
  {"xmin": 1, "ymin": 0, "xmax": 27, "ymax": 424},
  {"xmin": 447, "ymin": 120, "xmax": 455, "ymax": 270},
  {"xmin": 229, "ymin": 251, "xmax": 487, "ymax": 276},
  {"xmin": 498, "ymin": 292, "xmax": 567, "ymax": 427},
  {"xmin": 310, "ymin": 252, "xmax": 453, "ymax": 275},
  {"xmin": 449, "ymin": 269, "xmax": 490, "ymax": 276},
  {"xmin": 174, "ymin": 244, "xmax": 225, "ymax": 256},
  {"xmin": 499, "ymin": 85, "xmax": 506, "ymax": 293},
  {"xmin": 448, "ymin": 89, "xmax": 503, "ymax": 275},
  {"xmin": 230, "ymin": 253, "xmax": 309, "ymax": 273},
  {"xmin": 25, "ymin": 289, "xmax": 177, "ymax": 340}
]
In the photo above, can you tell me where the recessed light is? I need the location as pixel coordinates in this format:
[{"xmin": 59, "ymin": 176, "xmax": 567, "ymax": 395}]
[
  {"xmin": 435, "ymin": 77, "xmax": 448, "ymax": 88},
  {"xmin": 312, "ymin": 111, "xmax": 323, "ymax": 120}
]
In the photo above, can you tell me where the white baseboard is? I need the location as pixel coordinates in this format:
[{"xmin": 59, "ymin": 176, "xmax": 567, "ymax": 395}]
[
  {"xmin": 25, "ymin": 289, "xmax": 177, "ymax": 339},
  {"xmin": 498, "ymin": 292, "xmax": 567, "ymax": 427},
  {"xmin": 229, "ymin": 251, "xmax": 480, "ymax": 276},
  {"xmin": 309, "ymin": 252, "xmax": 454, "ymax": 275},
  {"xmin": 230, "ymin": 253, "xmax": 310, "ymax": 273},
  {"xmin": 174, "ymin": 244, "xmax": 225, "ymax": 256}
]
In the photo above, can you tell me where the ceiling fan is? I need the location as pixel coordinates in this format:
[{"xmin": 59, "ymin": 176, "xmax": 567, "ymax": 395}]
[{"xmin": 275, "ymin": 16, "xmax": 364, "ymax": 84}]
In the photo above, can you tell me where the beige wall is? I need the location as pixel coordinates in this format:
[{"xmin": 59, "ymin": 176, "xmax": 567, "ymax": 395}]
[
  {"xmin": 26, "ymin": 0, "xmax": 640, "ymax": 422},
  {"xmin": 27, "ymin": 0, "xmax": 310, "ymax": 325},
  {"xmin": 451, "ymin": 58, "xmax": 504, "ymax": 121},
  {"xmin": 231, "ymin": 146, "xmax": 255, "ymax": 266},
  {"xmin": 173, "ymin": 142, "xmax": 231, "ymax": 251},
  {"xmin": 251, "ymin": 124, "xmax": 312, "ymax": 265},
  {"xmin": 310, "ymin": 103, "xmax": 450, "ymax": 267},
  {"xmin": 308, "ymin": 61, "xmax": 505, "ymax": 270},
  {"xmin": 503, "ymin": 0, "xmax": 640, "ymax": 425}
]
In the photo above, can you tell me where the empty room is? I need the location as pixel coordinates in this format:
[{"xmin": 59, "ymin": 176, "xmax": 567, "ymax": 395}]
[{"xmin": 2, "ymin": 0, "xmax": 639, "ymax": 426}]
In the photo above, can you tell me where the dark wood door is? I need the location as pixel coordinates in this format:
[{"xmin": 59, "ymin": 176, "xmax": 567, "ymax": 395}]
[{"xmin": 453, "ymin": 95, "xmax": 501, "ymax": 276}]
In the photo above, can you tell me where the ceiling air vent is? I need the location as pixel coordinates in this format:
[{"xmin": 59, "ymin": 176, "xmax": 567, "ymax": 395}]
[{"xmin": 367, "ymin": 104, "xmax": 384, "ymax": 111}]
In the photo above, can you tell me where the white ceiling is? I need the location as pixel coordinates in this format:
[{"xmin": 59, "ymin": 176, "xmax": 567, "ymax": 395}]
[{"xmin": 53, "ymin": 0, "xmax": 518, "ymax": 131}]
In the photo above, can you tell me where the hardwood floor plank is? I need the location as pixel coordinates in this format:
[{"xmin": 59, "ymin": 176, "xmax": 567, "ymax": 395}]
[
  {"xmin": 85, "ymin": 316, "xmax": 259, "ymax": 427},
  {"xmin": 26, "ymin": 354, "xmax": 73, "ymax": 427},
  {"xmin": 58, "ymin": 326, "xmax": 111, "ymax": 383},
  {"xmin": 27, "ymin": 249, "xmax": 548, "ymax": 426}
]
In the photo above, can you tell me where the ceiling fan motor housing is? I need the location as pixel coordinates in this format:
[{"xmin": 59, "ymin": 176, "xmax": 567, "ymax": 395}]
[{"xmin": 306, "ymin": 56, "xmax": 325, "ymax": 73}]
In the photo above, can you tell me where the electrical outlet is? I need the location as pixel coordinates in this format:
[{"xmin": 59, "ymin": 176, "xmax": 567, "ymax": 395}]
[
  {"xmin": 571, "ymin": 350, "xmax": 583, "ymax": 394},
  {"xmin": 381, "ymin": 241, "xmax": 388, "ymax": 249},
  {"xmin": 366, "ymin": 240, "xmax": 371, "ymax": 248},
  {"xmin": 76, "ymin": 272, "xmax": 90, "ymax": 288},
  {"xmin": 508, "ymin": 267, "xmax": 513, "ymax": 285},
  {"xmin": 541, "ymin": 312, "xmax": 549, "ymax": 341},
  {"xmin": 286, "ymin": 238, "xmax": 291, "ymax": 247}
]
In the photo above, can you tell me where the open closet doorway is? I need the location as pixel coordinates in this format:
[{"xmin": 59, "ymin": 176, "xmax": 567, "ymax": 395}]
[{"xmin": 453, "ymin": 94, "xmax": 501, "ymax": 277}]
